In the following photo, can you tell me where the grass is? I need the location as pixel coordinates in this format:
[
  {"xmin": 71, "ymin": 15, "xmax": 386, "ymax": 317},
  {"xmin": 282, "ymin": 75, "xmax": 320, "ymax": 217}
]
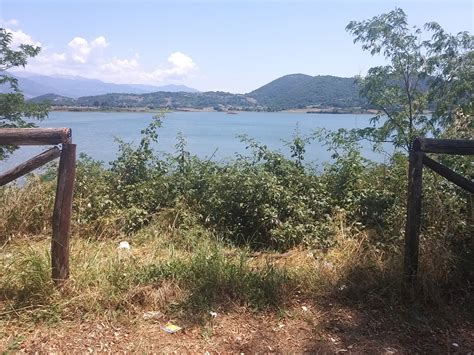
[
  {"xmin": 0, "ymin": 178, "xmax": 472, "ymax": 351},
  {"xmin": 1, "ymin": 208, "xmax": 468, "ymax": 326}
]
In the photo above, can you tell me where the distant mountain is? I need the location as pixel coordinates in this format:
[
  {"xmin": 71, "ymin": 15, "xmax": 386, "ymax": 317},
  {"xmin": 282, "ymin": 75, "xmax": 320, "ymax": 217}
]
[
  {"xmin": 0, "ymin": 75, "xmax": 58, "ymax": 98},
  {"xmin": 248, "ymin": 74, "xmax": 365, "ymax": 109},
  {"xmin": 7, "ymin": 72, "xmax": 200, "ymax": 98},
  {"xmin": 25, "ymin": 73, "xmax": 370, "ymax": 111}
]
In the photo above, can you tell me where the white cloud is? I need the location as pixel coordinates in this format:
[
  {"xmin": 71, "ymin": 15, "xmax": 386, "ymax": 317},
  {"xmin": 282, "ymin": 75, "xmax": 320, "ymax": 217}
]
[
  {"xmin": 91, "ymin": 36, "xmax": 108, "ymax": 48},
  {"xmin": 68, "ymin": 37, "xmax": 92, "ymax": 63},
  {"xmin": 68, "ymin": 36, "xmax": 109, "ymax": 63},
  {"xmin": 100, "ymin": 56, "xmax": 139, "ymax": 72},
  {"xmin": 167, "ymin": 51, "xmax": 197, "ymax": 75},
  {"xmin": 96, "ymin": 51, "xmax": 197, "ymax": 84},
  {"xmin": 36, "ymin": 52, "xmax": 67, "ymax": 64},
  {"xmin": 11, "ymin": 28, "xmax": 198, "ymax": 85},
  {"xmin": 5, "ymin": 28, "xmax": 41, "ymax": 48},
  {"xmin": 1, "ymin": 18, "xmax": 19, "ymax": 27}
]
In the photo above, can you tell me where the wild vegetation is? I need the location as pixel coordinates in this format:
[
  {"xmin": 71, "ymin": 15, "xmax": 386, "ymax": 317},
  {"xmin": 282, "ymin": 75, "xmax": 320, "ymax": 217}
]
[
  {"xmin": 0, "ymin": 8, "xmax": 473, "ymax": 352},
  {"xmin": 0, "ymin": 111, "xmax": 472, "ymax": 350}
]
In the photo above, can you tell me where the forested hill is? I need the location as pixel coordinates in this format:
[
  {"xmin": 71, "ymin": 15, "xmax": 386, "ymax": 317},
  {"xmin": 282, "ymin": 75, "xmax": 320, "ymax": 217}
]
[
  {"xmin": 248, "ymin": 74, "xmax": 364, "ymax": 109},
  {"xmin": 29, "ymin": 74, "xmax": 367, "ymax": 110}
]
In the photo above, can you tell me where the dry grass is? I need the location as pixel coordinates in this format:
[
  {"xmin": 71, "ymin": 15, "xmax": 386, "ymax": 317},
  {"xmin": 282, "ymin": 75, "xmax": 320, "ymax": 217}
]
[
  {"xmin": 0, "ymin": 179, "xmax": 472, "ymax": 352},
  {"xmin": 0, "ymin": 178, "xmax": 55, "ymax": 240},
  {"xmin": 0, "ymin": 204, "xmax": 466, "ymax": 323}
]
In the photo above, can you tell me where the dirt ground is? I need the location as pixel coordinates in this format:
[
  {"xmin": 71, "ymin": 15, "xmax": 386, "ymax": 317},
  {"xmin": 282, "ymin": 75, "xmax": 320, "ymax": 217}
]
[{"xmin": 2, "ymin": 300, "xmax": 473, "ymax": 353}]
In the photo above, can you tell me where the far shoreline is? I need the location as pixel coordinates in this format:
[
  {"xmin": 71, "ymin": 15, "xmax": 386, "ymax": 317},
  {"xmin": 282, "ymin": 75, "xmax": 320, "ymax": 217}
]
[{"xmin": 50, "ymin": 106, "xmax": 377, "ymax": 115}]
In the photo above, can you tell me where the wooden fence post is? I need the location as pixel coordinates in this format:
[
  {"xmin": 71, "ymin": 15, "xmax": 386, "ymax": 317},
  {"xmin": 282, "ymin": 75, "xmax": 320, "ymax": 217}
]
[
  {"xmin": 51, "ymin": 143, "xmax": 76, "ymax": 284},
  {"xmin": 0, "ymin": 147, "xmax": 61, "ymax": 186},
  {"xmin": 403, "ymin": 149, "xmax": 424, "ymax": 286}
]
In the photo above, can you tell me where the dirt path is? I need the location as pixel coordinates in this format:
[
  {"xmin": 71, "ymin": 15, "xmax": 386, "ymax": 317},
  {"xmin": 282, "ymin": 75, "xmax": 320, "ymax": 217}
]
[{"xmin": 2, "ymin": 302, "xmax": 473, "ymax": 353}]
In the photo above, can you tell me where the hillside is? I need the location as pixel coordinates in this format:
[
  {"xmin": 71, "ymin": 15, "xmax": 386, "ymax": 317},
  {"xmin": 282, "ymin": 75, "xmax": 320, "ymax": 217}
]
[
  {"xmin": 75, "ymin": 91, "xmax": 256, "ymax": 109},
  {"xmin": 28, "ymin": 93, "xmax": 77, "ymax": 106},
  {"xmin": 27, "ymin": 73, "xmax": 369, "ymax": 111},
  {"xmin": 248, "ymin": 74, "xmax": 365, "ymax": 109}
]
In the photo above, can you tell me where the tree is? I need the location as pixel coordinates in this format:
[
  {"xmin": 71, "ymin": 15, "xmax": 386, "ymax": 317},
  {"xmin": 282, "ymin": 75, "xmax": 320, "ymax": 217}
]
[
  {"xmin": 0, "ymin": 28, "xmax": 49, "ymax": 160},
  {"xmin": 424, "ymin": 22, "xmax": 473, "ymax": 130},
  {"xmin": 346, "ymin": 8, "xmax": 473, "ymax": 151}
]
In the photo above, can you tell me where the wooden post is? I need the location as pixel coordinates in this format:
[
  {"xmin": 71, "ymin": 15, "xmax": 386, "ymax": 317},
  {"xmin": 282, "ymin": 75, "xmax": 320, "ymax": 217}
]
[
  {"xmin": 0, "ymin": 147, "xmax": 61, "ymax": 186},
  {"xmin": 413, "ymin": 138, "xmax": 474, "ymax": 155},
  {"xmin": 51, "ymin": 143, "xmax": 76, "ymax": 284},
  {"xmin": 403, "ymin": 149, "xmax": 424, "ymax": 286},
  {"xmin": 0, "ymin": 128, "xmax": 72, "ymax": 145},
  {"xmin": 422, "ymin": 155, "xmax": 474, "ymax": 193}
]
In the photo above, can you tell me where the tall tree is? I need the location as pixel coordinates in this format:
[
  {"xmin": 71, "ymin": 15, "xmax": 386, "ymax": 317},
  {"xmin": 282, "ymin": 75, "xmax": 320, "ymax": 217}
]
[
  {"xmin": 424, "ymin": 22, "xmax": 473, "ymax": 132},
  {"xmin": 0, "ymin": 28, "xmax": 49, "ymax": 160},
  {"xmin": 346, "ymin": 8, "xmax": 473, "ymax": 151}
]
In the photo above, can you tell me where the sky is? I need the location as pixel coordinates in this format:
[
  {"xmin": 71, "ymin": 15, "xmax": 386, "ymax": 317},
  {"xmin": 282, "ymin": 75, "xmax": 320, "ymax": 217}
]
[{"xmin": 0, "ymin": 0, "xmax": 473, "ymax": 93}]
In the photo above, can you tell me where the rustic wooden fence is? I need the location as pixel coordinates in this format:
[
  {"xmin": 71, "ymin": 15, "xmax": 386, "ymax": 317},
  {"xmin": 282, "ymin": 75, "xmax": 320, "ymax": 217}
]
[
  {"xmin": 404, "ymin": 137, "xmax": 474, "ymax": 285},
  {"xmin": 0, "ymin": 128, "xmax": 76, "ymax": 285}
]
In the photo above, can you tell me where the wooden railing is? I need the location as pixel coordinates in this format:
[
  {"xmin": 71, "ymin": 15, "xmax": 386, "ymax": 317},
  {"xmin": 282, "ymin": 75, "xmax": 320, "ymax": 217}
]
[
  {"xmin": 0, "ymin": 128, "xmax": 76, "ymax": 285},
  {"xmin": 404, "ymin": 137, "xmax": 474, "ymax": 286}
]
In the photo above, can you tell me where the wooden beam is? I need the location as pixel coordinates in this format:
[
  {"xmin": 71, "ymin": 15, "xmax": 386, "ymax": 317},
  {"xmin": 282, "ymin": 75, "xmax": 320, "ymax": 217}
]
[
  {"xmin": 0, "ymin": 128, "xmax": 72, "ymax": 146},
  {"xmin": 0, "ymin": 147, "xmax": 61, "ymax": 186},
  {"xmin": 51, "ymin": 143, "xmax": 76, "ymax": 284},
  {"xmin": 423, "ymin": 155, "xmax": 474, "ymax": 194},
  {"xmin": 413, "ymin": 138, "xmax": 474, "ymax": 155},
  {"xmin": 404, "ymin": 150, "xmax": 424, "ymax": 286}
]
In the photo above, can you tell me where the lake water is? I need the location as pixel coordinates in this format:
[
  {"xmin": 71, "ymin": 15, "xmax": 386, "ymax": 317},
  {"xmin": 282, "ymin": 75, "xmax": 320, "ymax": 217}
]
[{"xmin": 1, "ymin": 111, "xmax": 392, "ymax": 172}]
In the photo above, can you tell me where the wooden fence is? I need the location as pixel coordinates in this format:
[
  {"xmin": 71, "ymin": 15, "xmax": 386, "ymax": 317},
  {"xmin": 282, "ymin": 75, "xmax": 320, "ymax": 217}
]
[
  {"xmin": 0, "ymin": 128, "xmax": 76, "ymax": 285},
  {"xmin": 404, "ymin": 137, "xmax": 474, "ymax": 285}
]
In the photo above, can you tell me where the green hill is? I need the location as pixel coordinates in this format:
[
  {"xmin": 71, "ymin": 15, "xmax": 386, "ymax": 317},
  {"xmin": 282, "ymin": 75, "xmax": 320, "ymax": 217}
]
[
  {"xmin": 28, "ymin": 93, "xmax": 76, "ymax": 106},
  {"xmin": 248, "ymin": 74, "xmax": 365, "ymax": 109},
  {"xmin": 76, "ymin": 91, "xmax": 255, "ymax": 109},
  {"xmin": 29, "ymin": 74, "xmax": 368, "ymax": 111}
]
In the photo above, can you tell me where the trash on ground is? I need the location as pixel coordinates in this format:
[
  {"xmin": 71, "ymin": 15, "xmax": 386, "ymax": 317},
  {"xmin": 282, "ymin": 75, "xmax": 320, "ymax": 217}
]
[
  {"xmin": 161, "ymin": 322, "xmax": 182, "ymax": 334},
  {"xmin": 118, "ymin": 241, "xmax": 131, "ymax": 250},
  {"xmin": 209, "ymin": 311, "xmax": 218, "ymax": 318},
  {"xmin": 301, "ymin": 306, "xmax": 308, "ymax": 311},
  {"xmin": 142, "ymin": 311, "xmax": 162, "ymax": 320}
]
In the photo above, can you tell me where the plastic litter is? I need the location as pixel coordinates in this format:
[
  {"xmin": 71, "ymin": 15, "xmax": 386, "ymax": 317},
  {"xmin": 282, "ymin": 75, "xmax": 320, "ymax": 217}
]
[
  {"xmin": 209, "ymin": 311, "xmax": 218, "ymax": 318},
  {"xmin": 118, "ymin": 241, "xmax": 131, "ymax": 250},
  {"xmin": 161, "ymin": 322, "xmax": 182, "ymax": 334}
]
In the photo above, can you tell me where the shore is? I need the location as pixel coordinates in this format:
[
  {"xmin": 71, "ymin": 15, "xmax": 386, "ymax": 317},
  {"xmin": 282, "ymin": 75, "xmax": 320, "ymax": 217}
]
[{"xmin": 50, "ymin": 106, "xmax": 377, "ymax": 114}]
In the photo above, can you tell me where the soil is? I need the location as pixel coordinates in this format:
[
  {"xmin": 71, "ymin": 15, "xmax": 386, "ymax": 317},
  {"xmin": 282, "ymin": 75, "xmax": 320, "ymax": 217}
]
[{"xmin": 2, "ymin": 300, "xmax": 473, "ymax": 353}]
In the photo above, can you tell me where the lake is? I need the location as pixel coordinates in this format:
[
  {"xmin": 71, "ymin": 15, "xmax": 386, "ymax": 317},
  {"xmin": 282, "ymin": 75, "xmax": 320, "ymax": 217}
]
[{"xmin": 1, "ymin": 111, "xmax": 392, "ymax": 172}]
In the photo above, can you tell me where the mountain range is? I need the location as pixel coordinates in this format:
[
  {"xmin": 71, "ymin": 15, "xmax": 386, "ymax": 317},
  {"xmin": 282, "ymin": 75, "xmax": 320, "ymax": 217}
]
[
  {"xmin": 21, "ymin": 72, "xmax": 366, "ymax": 111},
  {"xmin": 5, "ymin": 72, "xmax": 199, "ymax": 98}
]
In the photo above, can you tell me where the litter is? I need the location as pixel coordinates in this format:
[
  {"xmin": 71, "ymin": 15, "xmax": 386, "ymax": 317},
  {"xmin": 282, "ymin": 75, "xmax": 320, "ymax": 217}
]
[
  {"xmin": 118, "ymin": 241, "xmax": 131, "ymax": 250},
  {"xmin": 161, "ymin": 322, "xmax": 182, "ymax": 334},
  {"xmin": 209, "ymin": 311, "xmax": 218, "ymax": 318},
  {"xmin": 301, "ymin": 306, "xmax": 308, "ymax": 311}
]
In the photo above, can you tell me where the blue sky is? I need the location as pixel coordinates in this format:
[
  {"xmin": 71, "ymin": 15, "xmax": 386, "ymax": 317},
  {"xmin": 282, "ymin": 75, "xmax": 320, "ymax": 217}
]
[{"xmin": 1, "ymin": 0, "xmax": 472, "ymax": 93}]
